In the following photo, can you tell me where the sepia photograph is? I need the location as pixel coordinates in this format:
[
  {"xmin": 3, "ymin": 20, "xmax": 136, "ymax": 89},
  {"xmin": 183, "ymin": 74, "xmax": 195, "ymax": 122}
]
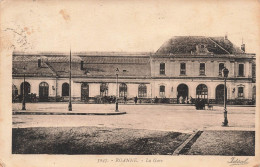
[{"xmin": 0, "ymin": 0, "xmax": 259, "ymax": 167}]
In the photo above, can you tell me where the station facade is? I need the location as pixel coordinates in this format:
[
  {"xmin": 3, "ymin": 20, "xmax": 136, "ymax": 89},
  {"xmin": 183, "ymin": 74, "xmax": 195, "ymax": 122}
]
[{"xmin": 12, "ymin": 36, "xmax": 256, "ymax": 104}]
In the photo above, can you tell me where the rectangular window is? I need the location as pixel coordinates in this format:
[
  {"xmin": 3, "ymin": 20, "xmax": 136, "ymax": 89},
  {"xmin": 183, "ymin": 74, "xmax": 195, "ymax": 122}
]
[
  {"xmin": 180, "ymin": 63, "xmax": 186, "ymax": 75},
  {"xmin": 200, "ymin": 63, "xmax": 205, "ymax": 75},
  {"xmin": 252, "ymin": 62, "xmax": 256, "ymax": 83},
  {"xmin": 160, "ymin": 63, "xmax": 165, "ymax": 75},
  {"xmin": 159, "ymin": 86, "xmax": 165, "ymax": 97},
  {"xmin": 238, "ymin": 64, "xmax": 244, "ymax": 76},
  {"xmin": 238, "ymin": 87, "xmax": 244, "ymax": 97},
  {"xmin": 80, "ymin": 61, "xmax": 84, "ymax": 70},
  {"xmin": 252, "ymin": 62, "xmax": 256, "ymax": 78},
  {"xmin": 219, "ymin": 63, "xmax": 224, "ymax": 76},
  {"xmin": 38, "ymin": 59, "xmax": 41, "ymax": 68}
]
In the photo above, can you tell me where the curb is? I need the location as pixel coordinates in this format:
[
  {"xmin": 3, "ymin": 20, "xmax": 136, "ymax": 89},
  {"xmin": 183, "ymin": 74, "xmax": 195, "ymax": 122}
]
[
  {"xmin": 12, "ymin": 111, "xmax": 127, "ymax": 116},
  {"xmin": 172, "ymin": 130, "xmax": 203, "ymax": 155}
]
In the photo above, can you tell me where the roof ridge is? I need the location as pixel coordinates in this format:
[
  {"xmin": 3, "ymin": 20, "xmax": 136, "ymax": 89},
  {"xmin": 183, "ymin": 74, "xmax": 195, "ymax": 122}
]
[
  {"xmin": 207, "ymin": 37, "xmax": 231, "ymax": 54},
  {"xmin": 13, "ymin": 51, "xmax": 153, "ymax": 55},
  {"xmin": 45, "ymin": 61, "xmax": 58, "ymax": 76}
]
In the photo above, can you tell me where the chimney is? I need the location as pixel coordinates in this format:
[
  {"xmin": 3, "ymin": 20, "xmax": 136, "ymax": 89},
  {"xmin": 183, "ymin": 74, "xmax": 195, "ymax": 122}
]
[
  {"xmin": 224, "ymin": 33, "xmax": 228, "ymax": 40},
  {"xmin": 241, "ymin": 44, "xmax": 245, "ymax": 52},
  {"xmin": 80, "ymin": 61, "xmax": 84, "ymax": 70}
]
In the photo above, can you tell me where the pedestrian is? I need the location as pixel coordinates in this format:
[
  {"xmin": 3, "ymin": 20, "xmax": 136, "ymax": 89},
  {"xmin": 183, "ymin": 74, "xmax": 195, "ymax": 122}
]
[
  {"xmin": 184, "ymin": 97, "xmax": 188, "ymax": 104},
  {"xmin": 179, "ymin": 96, "xmax": 183, "ymax": 104},
  {"xmin": 134, "ymin": 96, "xmax": 138, "ymax": 104},
  {"xmin": 124, "ymin": 96, "xmax": 127, "ymax": 104},
  {"xmin": 155, "ymin": 96, "xmax": 158, "ymax": 103}
]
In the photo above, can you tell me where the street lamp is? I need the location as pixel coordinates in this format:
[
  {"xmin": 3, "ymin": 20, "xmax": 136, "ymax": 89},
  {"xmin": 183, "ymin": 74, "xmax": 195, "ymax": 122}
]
[
  {"xmin": 22, "ymin": 66, "xmax": 26, "ymax": 110},
  {"xmin": 115, "ymin": 68, "xmax": 119, "ymax": 112},
  {"xmin": 222, "ymin": 67, "xmax": 229, "ymax": 126},
  {"xmin": 68, "ymin": 49, "xmax": 72, "ymax": 111}
]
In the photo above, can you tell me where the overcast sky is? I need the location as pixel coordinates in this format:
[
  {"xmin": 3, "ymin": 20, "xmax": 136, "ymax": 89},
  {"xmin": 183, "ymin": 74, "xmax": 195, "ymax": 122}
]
[{"xmin": 1, "ymin": 0, "xmax": 259, "ymax": 54}]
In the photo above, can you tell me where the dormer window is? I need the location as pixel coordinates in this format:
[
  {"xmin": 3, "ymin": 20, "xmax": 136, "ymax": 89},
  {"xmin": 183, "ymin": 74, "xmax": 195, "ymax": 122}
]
[{"xmin": 196, "ymin": 44, "xmax": 209, "ymax": 54}]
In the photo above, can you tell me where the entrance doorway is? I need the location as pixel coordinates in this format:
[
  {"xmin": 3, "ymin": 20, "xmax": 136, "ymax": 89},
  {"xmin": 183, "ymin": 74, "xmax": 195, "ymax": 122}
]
[
  {"xmin": 81, "ymin": 83, "xmax": 89, "ymax": 101},
  {"xmin": 196, "ymin": 84, "xmax": 208, "ymax": 99},
  {"xmin": 215, "ymin": 84, "xmax": 227, "ymax": 104},
  {"xmin": 177, "ymin": 84, "xmax": 188, "ymax": 104},
  {"xmin": 39, "ymin": 82, "xmax": 49, "ymax": 102}
]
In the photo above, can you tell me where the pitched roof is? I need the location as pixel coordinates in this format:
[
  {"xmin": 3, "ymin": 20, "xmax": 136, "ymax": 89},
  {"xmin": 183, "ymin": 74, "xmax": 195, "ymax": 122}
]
[
  {"xmin": 156, "ymin": 36, "xmax": 244, "ymax": 55},
  {"xmin": 12, "ymin": 54, "xmax": 151, "ymax": 78},
  {"xmin": 12, "ymin": 61, "xmax": 56, "ymax": 77}
]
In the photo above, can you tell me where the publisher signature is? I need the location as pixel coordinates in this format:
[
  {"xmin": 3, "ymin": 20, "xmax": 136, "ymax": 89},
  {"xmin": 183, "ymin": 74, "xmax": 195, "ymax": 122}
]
[{"xmin": 227, "ymin": 157, "xmax": 249, "ymax": 166}]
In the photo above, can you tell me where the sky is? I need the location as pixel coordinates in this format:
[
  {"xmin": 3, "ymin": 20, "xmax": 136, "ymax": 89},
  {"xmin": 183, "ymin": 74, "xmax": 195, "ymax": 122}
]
[{"xmin": 1, "ymin": 0, "xmax": 260, "ymax": 54}]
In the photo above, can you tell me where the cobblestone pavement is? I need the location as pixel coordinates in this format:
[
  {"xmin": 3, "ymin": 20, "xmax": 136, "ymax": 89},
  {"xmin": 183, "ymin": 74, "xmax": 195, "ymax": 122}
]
[{"xmin": 12, "ymin": 103, "xmax": 255, "ymax": 133}]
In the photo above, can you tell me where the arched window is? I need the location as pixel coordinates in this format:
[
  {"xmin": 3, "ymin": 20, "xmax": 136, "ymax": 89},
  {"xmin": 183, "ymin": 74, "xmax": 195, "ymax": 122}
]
[
  {"xmin": 159, "ymin": 85, "xmax": 165, "ymax": 97},
  {"xmin": 100, "ymin": 83, "xmax": 108, "ymax": 97},
  {"xmin": 138, "ymin": 84, "xmax": 147, "ymax": 97},
  {"xmin": 62, "ymin": 83, "xmax": 69, "ymax": 96},
  {"xmin": 20, "ymin": 82, "xmax": 31, "ymax": 96},
  {"xmin": 12, "ymin": 84, "xmax": 18, "ymax": 96},
  {"xmin": 39, "ymin": 82, "xmax": 49, "ymax": 101},
  {"xmin": 196, "ymin": 84, "xmax": 208, "ymax": 99},
  {"xmin": 119, "ymin": 83, "xmax": 127, "ymax": 97}
]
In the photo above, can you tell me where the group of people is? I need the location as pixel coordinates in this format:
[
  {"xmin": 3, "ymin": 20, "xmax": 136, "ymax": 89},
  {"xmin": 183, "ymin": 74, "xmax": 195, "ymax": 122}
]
[
  {"xmin": 178, "ymin": 96, "xmax": 192, "ymax": 104},
  {"xmin": 123, "ymin": 96, "xmax": 139, "ymax": 104},
  {"xmin": 123, "ymin": 95, "xmax": 198, "ymax": 104}
]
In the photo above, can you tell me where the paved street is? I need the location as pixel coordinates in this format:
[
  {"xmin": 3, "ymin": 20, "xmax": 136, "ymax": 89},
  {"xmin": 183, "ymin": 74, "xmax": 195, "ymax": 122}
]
[{"xmin": 12, "ymin": 103, "xmax": 255, "ymax": 133}]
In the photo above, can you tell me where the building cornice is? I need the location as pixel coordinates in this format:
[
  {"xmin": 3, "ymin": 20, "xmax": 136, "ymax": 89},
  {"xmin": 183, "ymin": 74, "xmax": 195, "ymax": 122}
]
[{"xmin": 12, "ymin": 74, "xmax": 253, "ymax": 82}]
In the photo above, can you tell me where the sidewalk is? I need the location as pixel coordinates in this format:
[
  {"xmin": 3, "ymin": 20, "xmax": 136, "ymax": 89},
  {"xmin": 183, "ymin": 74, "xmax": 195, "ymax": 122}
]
[
  {"xmin": 12, "ymin": 103, "xmax": 126, "ymax": 115},
  {"xmin": 180, "ymin": 130, "xmax": 255, "ymax": 156}
]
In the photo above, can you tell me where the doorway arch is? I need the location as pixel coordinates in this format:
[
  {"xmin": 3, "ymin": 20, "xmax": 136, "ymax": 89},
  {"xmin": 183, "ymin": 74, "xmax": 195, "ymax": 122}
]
[
  {"xmin": 196, "ymin": 84, "xmax": 208, "ymax": 99},
  {"xmin": 62, "ymin": 83, "xmax": 69, "ymax": 97},
  {"xmin": 177, "ymin": 84, "xmax": 188, "ymax": 104},
  {"xmin": 20, "ymin": 82, "xmax": 31, "ymax": 96},
  {"xmin": 39, "ymin": 82, "xmax": 49, "ymax": 102}
]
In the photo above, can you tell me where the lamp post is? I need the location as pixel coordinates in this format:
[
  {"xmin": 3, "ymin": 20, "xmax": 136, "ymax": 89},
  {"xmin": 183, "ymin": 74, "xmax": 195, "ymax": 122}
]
[
  {"xmin": 115, "ymin": 68, "xmax": 119, "ymax": 112},
  {"xmin": 222, "ymin": 67, "xmax": 229, "ymax": 126},
  {"xmin": 68, "ymin": 49, "xmax": 72, "ymax": 111},
  {"xmin": 22, "ymin": 66, "xmax": 26, "ymax": 110}
]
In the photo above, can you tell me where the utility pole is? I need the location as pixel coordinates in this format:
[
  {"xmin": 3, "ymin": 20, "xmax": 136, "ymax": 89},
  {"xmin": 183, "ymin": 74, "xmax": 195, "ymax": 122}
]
[
  {"xmin": 22, "ymin": 67, "xmax": 26, "ymax": 110},
  {"xmin": 115, "ymin": 68, "xmax": 119, "ymax": 112},
  {"xmin": 222, "ymin": 67, "xmax": 229, "ymax": 126},
  {"xmin": 68, "ymin": 48, "xmax": 72, "ymax": 111}
]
